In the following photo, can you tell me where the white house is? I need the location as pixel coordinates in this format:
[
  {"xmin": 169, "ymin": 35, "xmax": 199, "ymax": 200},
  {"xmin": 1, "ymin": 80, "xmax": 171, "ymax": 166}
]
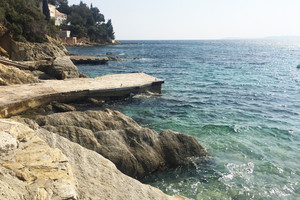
[{"xmin": 48, "ymin": 4, "xmax": 67, "ymax": 26}]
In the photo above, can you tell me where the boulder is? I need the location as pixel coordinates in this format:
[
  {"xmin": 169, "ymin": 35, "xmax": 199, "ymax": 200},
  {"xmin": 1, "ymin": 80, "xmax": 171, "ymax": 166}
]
[
  {"xmin": 10, "ymin": 36, "xmax": 68, "ymax": 61},
  {"xmin": 0, "ymin": 33, "xmax": 67, "ymax": 61},
  {"xmin": 36, "ymin": 126, "xmax": 187, "ymax": 200},
  {"xmin": 48, "ymin": 56, "xmax": 80, "ymax": 79},
  {"xmin": 0, "ymin": 63, "xmax": 40, "ymax": 86},
  {"xmin": 0, "ymin": 119, "xmax": 186, "ymax": 200},
  {"xmin": 32, "ymin": 109, "xmax": 209, "ymax": 179}
]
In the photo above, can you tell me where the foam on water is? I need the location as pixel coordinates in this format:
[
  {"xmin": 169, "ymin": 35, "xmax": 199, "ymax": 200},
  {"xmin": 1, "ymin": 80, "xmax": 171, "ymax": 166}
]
[{"xmin": 68, "ymin": 40, "xmax": 300, "ymax": 199}]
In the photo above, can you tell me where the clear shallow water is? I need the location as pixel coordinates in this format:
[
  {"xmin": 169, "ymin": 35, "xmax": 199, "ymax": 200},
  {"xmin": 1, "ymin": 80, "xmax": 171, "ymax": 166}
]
[{"xmin": 68, "ymin": 40, "xmax": 300, "ymax": 200}]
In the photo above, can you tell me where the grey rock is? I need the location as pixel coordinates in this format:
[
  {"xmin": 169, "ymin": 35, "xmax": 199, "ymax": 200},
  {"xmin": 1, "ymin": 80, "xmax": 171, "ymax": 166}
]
[
  {"xmin": 49, "ymin": 56, "xmax": 80, "ymax": 79},
  {"xmin": 36, "ymin": 126, "xmax": 187, "ymax": 200},
  {"xmin": 0, "ymin": 119, "xmax": 79, "ymax": 200},
  {"xmin": 0, "ymin": 131, "xmax": 17, "ymax": 155},
  {"xmin": 32, "ymin": 109, "xmax": 209, "ymax": 179},
  {"xmin": 0, "ymin": 63, "xmax": 40, "ymax": 86}
]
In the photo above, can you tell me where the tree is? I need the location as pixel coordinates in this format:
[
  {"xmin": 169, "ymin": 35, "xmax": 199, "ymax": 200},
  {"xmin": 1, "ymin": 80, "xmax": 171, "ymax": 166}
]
[
  {"xmin": 48, "ymin": 0, "xmax": 70, "ymax": 14},
  {"xmin": 0, "ymin": 0, "xmax": 56, "ymax": 42},
  {"xmin": 106, "ymin": 19, "xmax": 115, "ymax": 40},
  {"xmin": 43, "ymin": 0, "xmax": 50, "ymax": 21}
]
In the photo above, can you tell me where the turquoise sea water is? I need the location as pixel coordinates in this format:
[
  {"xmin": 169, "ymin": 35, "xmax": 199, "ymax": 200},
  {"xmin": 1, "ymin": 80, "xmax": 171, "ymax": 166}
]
[{"xmin": 68, "ymin": 40, "xmax": 300, "ymax": 200}]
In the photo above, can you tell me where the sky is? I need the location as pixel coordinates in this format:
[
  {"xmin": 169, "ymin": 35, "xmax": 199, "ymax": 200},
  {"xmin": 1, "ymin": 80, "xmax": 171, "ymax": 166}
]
[{"xmin": 67, "ymin": 0, "xmax": 300, "ymax": 40}]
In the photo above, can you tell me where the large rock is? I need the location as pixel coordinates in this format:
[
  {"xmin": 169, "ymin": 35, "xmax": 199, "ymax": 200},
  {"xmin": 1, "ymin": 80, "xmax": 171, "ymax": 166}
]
[
  {"xmin": 0, "ymin": 32, "xmax": 67, "ymax": 61},
  {"xmin": 0, "ymin": 119, "xmax": 186, "ymax": 200},
  {"xmin": 10, "ymin": 36, "xmax": 68, "ymax": 61},
  {"xmin": 36, "ymin": 126, "xmax": 186, "ymax": 200},
  {"xmin": 19, "ymin": 58, "xmax": 82, "ymax": 80},
  {"xmin": 0, "ymin": 63, "xmax": 40, "ymax": 86},
  {"xmin": 0, "ymin": 119, "xmax": 78, "ymax": 200},
  {"xmin": 48, "ymin": 56, "xmax": 80, "ymax": 79},
  {"xmin": 32, "ymin": 109, "xmax": 209, "ymax": 179}
]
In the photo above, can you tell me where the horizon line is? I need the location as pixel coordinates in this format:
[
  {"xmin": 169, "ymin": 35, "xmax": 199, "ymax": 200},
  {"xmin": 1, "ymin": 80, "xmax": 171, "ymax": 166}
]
[{"xmin": 116, "ymin": 36, "xmax": 300, "ymax": 41}]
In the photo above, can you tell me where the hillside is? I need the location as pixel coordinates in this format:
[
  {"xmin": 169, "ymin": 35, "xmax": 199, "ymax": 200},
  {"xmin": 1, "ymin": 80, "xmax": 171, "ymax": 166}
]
[{"xmin": 0, "ymin": 0, "xmax": 115, "ymax": 44}]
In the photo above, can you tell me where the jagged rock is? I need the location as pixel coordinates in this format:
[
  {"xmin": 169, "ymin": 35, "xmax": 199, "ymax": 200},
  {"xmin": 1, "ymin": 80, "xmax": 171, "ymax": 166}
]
[
  {"xmin": 21, "ymin": 59, "xmax": 87, "ymax": 80},
  {"xmin": 36, "ymin": 126, "xmax": 187, "ymax": 200},
  {"xmin": 0, "ymin": 33, "xmax": 67, "ymax": 61},
  {"xmin": 0, "ymin": 119, "xmax": 78, "ymax": 200},
  {"xmin": 0, "ymin": 119, "xmax": 186, "ymax": 199},
  {"xmin": 0, "ymin": 63, "xmax": 40, "ymax": 86},
  {"xmin": 49, "ymin": 56, "xmax": 80, "ymax": 79},
  {"xmin": 32, "ymin": 109, "xmax": 209, "ymax": 179},
  {"xmin": 11, "ymin": 36, "xmax": 68, "ymax": 61}
]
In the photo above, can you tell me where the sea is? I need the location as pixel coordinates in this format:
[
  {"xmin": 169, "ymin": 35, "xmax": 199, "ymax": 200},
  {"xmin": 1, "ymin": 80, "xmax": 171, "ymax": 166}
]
[{"xmin": 68, "ymin": 40, "xmax": 300, "ymax": 200}]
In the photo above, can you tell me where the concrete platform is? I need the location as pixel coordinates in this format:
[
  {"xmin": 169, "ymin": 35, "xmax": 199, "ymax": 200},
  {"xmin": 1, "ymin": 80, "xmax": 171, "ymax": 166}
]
[
  {"xmin": 0, "ymin": 73, "xmax": 164, "ymax": 118},
  {"xmin": 70, "ymin": 56, "xmax": 109, "ymax": 65}
]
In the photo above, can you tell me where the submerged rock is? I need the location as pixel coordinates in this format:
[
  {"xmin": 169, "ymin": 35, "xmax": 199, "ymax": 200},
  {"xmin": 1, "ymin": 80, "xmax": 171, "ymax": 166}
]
[{"xmin": 32, "ymin": 109, "xmax": 209, "ymax": 179}]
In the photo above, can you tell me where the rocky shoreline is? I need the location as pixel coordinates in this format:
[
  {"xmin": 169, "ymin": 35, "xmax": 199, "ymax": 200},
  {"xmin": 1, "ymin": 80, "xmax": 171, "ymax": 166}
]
[{"xmin": 0, "ymin": 37, "xmax": 210, "ymax": 199}]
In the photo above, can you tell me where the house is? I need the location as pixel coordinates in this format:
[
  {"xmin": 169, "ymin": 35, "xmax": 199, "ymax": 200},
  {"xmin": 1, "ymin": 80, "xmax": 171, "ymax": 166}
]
[
  {"xmin": 48, "ymin": 4, "xmax": 67, "ymax": 26},
  {"xmin": 59, "ymin": 30, "xmax": 77, "ymax": 45},
  {"xmin": 59, "ymin": 30, "xmax": 71, "ymax": 38},
  {"xmin": 39, "ymin": 1, "xmax": 76, "ymax": 45}
]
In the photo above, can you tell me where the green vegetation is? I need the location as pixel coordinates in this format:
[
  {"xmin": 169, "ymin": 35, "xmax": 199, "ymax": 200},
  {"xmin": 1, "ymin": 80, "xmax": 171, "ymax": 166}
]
[
  {"xmin": 60, "ymin": 1, "xmax": 115, "ymax": 43},
  {"xmin": 0, "ymin": 0, "xmax": 115, "ymax": 43},
  {"xmin": 0, "ymin": 0, "xmax": 51, "ymax": 42}
]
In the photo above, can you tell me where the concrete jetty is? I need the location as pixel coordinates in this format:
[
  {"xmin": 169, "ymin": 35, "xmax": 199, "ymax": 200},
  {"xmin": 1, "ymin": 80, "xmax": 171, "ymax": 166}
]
[
  {"xmin": 0, "ymin": 73, "xmax": 164, "ymax": 118},
  {"xmin": 70, "ymin": 56, "xmax": 109, "ymax": 65}
]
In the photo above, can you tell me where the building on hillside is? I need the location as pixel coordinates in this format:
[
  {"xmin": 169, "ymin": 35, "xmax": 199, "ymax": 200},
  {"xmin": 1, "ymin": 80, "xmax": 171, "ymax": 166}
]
[
  {"xmin": 59, "ymin": 30, "xmax": 71, "ymax": 38},
  {"xmin": 59, "ymin": 30, "xmax": 77, "ymax": 45},
  {"xmin": 39, "ymin": 1, "xmax": 76, "ymax": 45},
  {"xmin": 48, "ymin": 4, "xmax": 67, "ymax": 26}
]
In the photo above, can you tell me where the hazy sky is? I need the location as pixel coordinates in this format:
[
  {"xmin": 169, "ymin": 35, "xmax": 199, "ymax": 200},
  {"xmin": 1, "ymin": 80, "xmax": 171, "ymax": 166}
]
[{"xmin": 67, "ymin": 0, "xmax": 300, "ymax": 40}]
